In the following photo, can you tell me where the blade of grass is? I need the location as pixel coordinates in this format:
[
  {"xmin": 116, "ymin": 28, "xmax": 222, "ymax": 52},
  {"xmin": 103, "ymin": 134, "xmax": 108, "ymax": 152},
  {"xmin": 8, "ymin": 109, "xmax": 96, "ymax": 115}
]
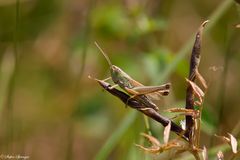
[
  {"xmin": 156, "ymin": 0, "xmax": 234, "ymax": 83},
  {"xmin": 127, "ymin": 145, "xmax": 142, "ymax": 160},
  {"xmin": 5, "ymin": 0, "xmax": 20, "ymax": 110},
  {"xmin": 95, "ymin": 110, "xmax": 137, "ymax": 160},
  {"xmin": 66, "ymin": 1, "xmax": 94, "ymax": 159},
  {"xmin": 4, "ymin": 0, "xmax": 20, "ymax": 152},
  {"xmin": 0, "ymin": 50, "xmax": 15, "ymax": 118}
]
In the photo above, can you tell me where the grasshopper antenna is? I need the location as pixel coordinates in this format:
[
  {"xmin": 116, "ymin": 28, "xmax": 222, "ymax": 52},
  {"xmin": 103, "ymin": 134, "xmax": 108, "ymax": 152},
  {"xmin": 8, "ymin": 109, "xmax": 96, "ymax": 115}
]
[{"xmin": 94, "ymin": 41, "xmax": 112, "ymax": 66}]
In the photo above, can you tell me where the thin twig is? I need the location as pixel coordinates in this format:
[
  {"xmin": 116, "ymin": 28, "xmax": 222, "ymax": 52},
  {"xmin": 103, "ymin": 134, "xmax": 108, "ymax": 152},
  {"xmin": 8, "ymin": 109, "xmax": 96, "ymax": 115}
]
[{"xmin": 66, "ymin": 1, "xmax": 94, "ymax": 159}]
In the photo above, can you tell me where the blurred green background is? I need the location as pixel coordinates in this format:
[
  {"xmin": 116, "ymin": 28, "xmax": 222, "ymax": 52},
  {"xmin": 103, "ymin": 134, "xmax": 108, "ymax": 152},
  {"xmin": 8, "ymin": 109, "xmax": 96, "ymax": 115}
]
[{"xmin": 0, "ymin": 0, "xmax": 240, "ymax": 159}]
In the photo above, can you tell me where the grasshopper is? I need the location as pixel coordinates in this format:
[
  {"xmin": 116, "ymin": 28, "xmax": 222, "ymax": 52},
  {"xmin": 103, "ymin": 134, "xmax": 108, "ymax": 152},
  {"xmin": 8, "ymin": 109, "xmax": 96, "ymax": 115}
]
[{"xmin": 94, "ymin": 42, "xmax": 171, "ymax": 111}]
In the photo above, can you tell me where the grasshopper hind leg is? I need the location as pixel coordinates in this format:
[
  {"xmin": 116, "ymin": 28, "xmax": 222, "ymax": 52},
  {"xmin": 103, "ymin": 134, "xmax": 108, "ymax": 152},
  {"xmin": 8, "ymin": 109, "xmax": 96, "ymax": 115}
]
[
  {"xmin": 125, "ymin": 95, "xmax": 137, "ymax": 108},
  {"xmin": 125, "ymin": 96, "xmax": 132, "ymax": 108},
  {"xmin": 125, "ymin": 94, "xmax": 137, "ymax": 108},
  {"xmin": 125, "ymin": 95, "xmax": 159, "ymax": 111}
]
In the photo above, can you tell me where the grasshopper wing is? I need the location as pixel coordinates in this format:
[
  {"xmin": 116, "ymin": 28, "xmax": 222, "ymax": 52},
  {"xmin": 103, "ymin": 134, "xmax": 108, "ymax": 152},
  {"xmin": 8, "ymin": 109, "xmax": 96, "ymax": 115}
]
[{"xmin": 131, "ymin": 83, "xmax": 171, "ymax": 100}]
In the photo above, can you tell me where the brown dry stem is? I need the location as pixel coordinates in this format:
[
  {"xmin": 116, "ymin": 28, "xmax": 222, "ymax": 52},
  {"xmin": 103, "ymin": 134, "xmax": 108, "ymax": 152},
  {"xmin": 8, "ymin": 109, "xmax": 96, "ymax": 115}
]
[
  {"xmin": 96, "ymin": 79, "xmax": 188, "ymax": 141},
  {"xmin": 185, "ymin": 20, "xmax": 209, "ymax": 144}
]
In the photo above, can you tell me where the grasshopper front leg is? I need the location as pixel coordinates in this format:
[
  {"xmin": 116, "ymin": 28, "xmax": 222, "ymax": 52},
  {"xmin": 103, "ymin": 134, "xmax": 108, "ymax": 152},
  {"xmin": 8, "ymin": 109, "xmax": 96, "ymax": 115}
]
[
  {"xmin": 102, "ymin": 77, "xmax": 119, "ymax": 89},
  {"xmin": 102, "ymin": 77, "xmax": 112, "ymax": 82},
  {"xmin": 109, "ymin": 84, "xmax": 119, "ymax": 89}
]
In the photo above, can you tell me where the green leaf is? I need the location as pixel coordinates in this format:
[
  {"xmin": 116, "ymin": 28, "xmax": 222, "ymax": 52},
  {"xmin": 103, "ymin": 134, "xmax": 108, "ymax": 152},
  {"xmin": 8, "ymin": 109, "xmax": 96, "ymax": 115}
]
[{"xmin": 95, "ymin": 110, "xmax": 137, "ymax": 160}]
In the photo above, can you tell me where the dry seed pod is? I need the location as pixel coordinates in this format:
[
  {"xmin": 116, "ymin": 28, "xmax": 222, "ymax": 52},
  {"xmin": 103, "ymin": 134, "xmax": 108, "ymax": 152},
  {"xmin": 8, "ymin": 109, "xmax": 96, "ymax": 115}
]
[
  {"xmin": 202, "ymin": 146, "xmax": 208, "ymax": 160},
  {"xmin": 164, "ymin": 121, "xmax": 171, "ymax": 144},
  {"xmin": 185, "ymin": 20, "xmax": 209, "ymax": 137},
  {"xmin": 228, "ymin": 133, "xmax": 238, "ymax": 154},
  {"xmin": 217, "ymin": 151, "xmax": 224, "ymax": 160}
]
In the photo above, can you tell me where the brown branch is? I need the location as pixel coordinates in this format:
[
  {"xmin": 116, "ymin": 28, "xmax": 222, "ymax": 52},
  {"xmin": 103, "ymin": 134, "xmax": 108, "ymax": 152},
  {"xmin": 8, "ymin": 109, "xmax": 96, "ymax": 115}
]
[
  {"xmin": 185, "ymin": 20, "xmax": 209, "ymax": 141},
  {"xmin": 96, "ymin": 79, "xmax": 188, "ymax": 141}
]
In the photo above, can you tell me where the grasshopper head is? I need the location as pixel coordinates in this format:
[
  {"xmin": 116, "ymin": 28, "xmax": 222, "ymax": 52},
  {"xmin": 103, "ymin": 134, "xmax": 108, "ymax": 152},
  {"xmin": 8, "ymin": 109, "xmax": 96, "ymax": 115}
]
[
  {"xmin": 110, "ymin": 65, "xmax": 131, "ymax": 88},
  {"xmin": 110, "ymin": 65, "xmax": 122, "ymax": 84}
]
